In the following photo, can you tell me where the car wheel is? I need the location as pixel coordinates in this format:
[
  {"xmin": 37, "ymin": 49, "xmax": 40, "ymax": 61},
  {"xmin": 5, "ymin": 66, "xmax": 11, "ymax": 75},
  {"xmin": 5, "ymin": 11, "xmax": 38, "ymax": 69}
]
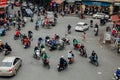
[{"xmin": 13, "ymin": 70, "xmax": 17, "ymax": 76}]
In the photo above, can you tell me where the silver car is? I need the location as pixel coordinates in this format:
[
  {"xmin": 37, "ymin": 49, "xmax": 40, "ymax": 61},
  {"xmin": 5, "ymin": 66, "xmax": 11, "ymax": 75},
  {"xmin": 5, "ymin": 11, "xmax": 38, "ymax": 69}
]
[
  {"xmin": 93, "ymin": 13, "xmax": 109, "ymax": 19},
  {"xmin": 0, "ymin": 56, "xmax": 22, "ymax": 76}
]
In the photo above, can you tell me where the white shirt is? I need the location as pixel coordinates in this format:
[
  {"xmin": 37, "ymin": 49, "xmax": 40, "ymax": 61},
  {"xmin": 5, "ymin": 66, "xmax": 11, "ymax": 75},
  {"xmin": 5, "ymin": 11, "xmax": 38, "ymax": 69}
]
[{"xmin": 68, "ymin": 52, "xmax": 72, "ymax": 58}]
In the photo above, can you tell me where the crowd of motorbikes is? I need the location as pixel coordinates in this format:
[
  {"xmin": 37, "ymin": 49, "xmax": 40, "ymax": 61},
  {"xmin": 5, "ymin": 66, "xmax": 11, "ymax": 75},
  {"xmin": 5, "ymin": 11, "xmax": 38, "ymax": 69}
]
[{"xmin": 13, "ymin": 29, "xmax": 32, "ymax": 49}]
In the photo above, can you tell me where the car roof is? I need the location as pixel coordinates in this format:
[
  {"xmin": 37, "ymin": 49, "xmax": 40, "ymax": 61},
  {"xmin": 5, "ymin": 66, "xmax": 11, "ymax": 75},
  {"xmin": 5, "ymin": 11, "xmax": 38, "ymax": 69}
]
[
  {"xmin": 2, "ymin": 57, "xmax": 18, "ymax": 62},
  {"xmin": 77, "ymin": 22, "xmax": 86, "ymax": 25}
]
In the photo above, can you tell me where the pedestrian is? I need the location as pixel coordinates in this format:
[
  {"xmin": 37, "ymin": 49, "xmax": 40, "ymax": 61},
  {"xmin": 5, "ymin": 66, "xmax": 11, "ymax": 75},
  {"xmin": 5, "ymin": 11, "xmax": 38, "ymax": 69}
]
[{"xmin": 82, "ymin": 31, "xmax": 86, "ymax": 41}]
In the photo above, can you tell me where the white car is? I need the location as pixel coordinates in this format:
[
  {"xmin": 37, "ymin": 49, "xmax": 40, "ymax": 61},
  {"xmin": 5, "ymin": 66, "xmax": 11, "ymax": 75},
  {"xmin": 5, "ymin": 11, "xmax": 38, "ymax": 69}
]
[
  {"xmin": 0, "ymin": 56, "xmax": 22, "ymax": 76},
  {"xmin": 75, "ymin": 22, "xmax": 89, "ymax": 31},
  {"xmin": 93, "ymin": 13, "xmax": 109, "ymax": 19}
]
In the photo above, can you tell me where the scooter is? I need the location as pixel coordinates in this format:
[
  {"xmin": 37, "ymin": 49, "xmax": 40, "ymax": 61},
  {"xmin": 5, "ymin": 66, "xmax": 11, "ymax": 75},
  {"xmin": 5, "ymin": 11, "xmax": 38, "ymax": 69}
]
[
  {"xmin": 73, "ymin": 44, "xmax": 80, "ymax": 50},
  {"xmin": 117, "ymin": 46, "xmax": 120, "ymax": 53},
  {"xmin": 112, "ymin": 73, "xmax": 120, "ymax": 80},
  {"xmin": 68, "ymin": 29, "xmax": 71, "ymax": 34},
  {"xmin": 24, "ymin": 42, "xmax": 30, "ymax": 49},
  {"xmin": 62, "ymin": 38, "xmax": 70, "ymax": 45},
  {"xmin": 68, "ymin": 57, "xmax": 74, "ymax": 64},
  {"xmin": 33, "ymin": 50, "xmax": 40, "ymax": 60},
  {"xmin": 79, "ymin": 48, "xmax": 87, "ymax": 58},
  {"xmin": 42, "ymin": 59, "xmax": 50, "ymax": 69},
  {"xmin": 57, "ymin": 63, "xmax": 68, "ymax": 72},
  {"xmin": 89, "ymin": 56, "xmax": 99, "ymax": 67},
  {"xmin": 4, "ymin": 49, "xmax": 12, "ymax": 56},
  {"xmin": 14, "ymin": 34, "xmax": 21, "ymax": 40}
]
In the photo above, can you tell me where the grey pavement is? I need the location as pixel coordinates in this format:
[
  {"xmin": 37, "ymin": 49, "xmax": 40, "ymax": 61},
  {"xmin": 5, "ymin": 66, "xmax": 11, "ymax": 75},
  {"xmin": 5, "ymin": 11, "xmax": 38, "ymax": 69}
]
[{"xmin": 0, "ymin": 5, "xmax": 119, "ymax": 80}]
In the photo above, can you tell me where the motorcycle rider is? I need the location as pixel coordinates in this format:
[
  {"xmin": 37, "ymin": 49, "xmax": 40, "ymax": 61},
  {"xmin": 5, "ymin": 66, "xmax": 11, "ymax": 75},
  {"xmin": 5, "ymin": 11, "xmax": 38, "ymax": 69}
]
[
  {"xmin": 38, "ymin": 37, "xmax": 43, "ymax": 48},
  {"xmin": 67, "ymin": 24, "xmax": 71, "ymax": 33},
  {"xmin": 34, "ymin": 45, "xmax": 39, "ymax": 54},
  {"xmin": 73, "ymin": 38, "xmax": 79, "ymax": 49},
  {"xmin": 3, "ymin": 43, "xmax": 12, "ymax": 55},
  {"xmin": 15, "ymin": 29, "xmax": 20, "ymax": 37},
  {"xmin": 42, "ymin": 52, "xmax": 49, "ymax": 64},
  {"xmin": 59, "ymin": 56, "xmax": 68, "ymax": 68},
  {"xmin": 79, "ymin": 43, "xmax": 85, "ymax": 55},
  {"xmin": 24, "ymin": 37, "xmax": 30, "ymax": 48},
  {"xmin": 115, "ymin": 67, "xmax": 120, "ymax": 79},
  {"xmin": 68, "ymin": 50, "xmax": 74, "ymax": 63},
  {"xmin": 89, "ymin": 50, "xmax": 98, "ymax": 63},
  {"xmin": 28, "ymin": 30, "xmax": 33, "ymax": 40},
  {"xmin": 50, "ymin": 38, "xmax": 56, "ymax": 47}
]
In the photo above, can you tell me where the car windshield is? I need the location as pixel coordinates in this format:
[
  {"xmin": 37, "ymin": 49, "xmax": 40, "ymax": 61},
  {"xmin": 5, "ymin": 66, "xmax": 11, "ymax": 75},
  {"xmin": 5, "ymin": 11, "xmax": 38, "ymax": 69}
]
[
  {"xmin": 76, "ymin": 24, "xmax": 83, "ymax": 26},
  {"xmin": 83, "ymin": 23, "xmax": 88, "ymax": 26},
  {"xmin": 1, "ymin": 62, "xmax": 12, "ymax": 67}
]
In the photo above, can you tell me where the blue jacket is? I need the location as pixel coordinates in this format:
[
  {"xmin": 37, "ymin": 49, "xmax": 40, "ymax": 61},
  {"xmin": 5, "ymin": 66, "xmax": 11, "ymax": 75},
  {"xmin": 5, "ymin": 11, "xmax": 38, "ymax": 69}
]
[{"xmin": 116, "ymin": 69, "xmax": 120, "ymax": 76}]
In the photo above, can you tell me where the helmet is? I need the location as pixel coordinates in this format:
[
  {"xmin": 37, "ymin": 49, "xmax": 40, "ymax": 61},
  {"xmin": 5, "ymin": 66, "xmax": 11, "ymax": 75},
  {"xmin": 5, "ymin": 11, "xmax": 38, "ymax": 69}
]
[
  {"xmin": 42, "ymin": 48, "xmax": 46, "ymax": 52},
  {"xmin": 118, "ymin": 67, "xmax": 120, "ymax": 70},
  {"xmin": 61, "ymin": 56, "xmax": 64, "ymax": 58}
]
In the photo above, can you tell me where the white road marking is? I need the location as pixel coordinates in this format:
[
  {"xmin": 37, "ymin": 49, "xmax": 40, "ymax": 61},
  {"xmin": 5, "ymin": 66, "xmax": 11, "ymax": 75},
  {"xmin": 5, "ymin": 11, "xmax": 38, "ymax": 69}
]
[{"xmin": 97, "ymin": 72, "xmax": 102, "ymax": 75}]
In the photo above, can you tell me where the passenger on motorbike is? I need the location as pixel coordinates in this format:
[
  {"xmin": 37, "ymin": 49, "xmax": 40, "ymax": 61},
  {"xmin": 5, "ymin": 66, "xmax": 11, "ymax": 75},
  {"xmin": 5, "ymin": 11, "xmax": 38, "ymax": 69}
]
[
  {"xmin": 89, "ymin": 50, "xmax": 98, "ymax": 63},
  {"xmin": 59, "ymin": 56, "xmax": 68, "ymax": 68},
  {"xmin": 68, "ymin": 51, "xmax": 74, "ymax": 63},
  {"xmin": 115, "ymin": 67, "xmax": 120, "ymax": 79},
  {"xmin": 54, "ymin": 34, "xmax": 60, "ymax": 41}
]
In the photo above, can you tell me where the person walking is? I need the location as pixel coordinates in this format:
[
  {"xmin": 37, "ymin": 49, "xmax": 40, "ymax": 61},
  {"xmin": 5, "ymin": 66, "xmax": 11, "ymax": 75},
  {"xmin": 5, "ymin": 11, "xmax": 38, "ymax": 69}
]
[{"xmin": 82, "ymin": 31, "xmax": 86, "ymax": 41}]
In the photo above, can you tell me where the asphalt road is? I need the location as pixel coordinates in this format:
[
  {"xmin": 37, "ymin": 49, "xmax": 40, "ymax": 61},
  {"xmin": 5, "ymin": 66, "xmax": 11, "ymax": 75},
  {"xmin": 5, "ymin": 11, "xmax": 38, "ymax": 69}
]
[{"xmin": 0, "ymin": 5, "xmax": 119, "ymax": 80}]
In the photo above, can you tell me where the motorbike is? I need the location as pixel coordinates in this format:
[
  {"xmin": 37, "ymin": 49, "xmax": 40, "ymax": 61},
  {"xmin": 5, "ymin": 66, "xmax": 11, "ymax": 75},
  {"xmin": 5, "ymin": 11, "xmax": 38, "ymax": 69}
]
[
  {"xmin": 24, "ymin": 41, "xmax": 30, "ymax": 49},
  {"xmin": 62, "ymin": 38, "xmax": 70, "ymax": 45},
  {"xmin": 48, "ymin": 44, "xmax": 57, "ymax": 51},
  {"xmin": 4, "ymin": 49, "xmax": 12, "ymax": 56},
  {"xmin": 117, "ymin": 45, "xmax": 120, "ymax": 53},
  {"xmin": 89, "ymin": 56, "xmax": 99, "ymax": 66},
  {"xmin": 42, "ymin": 59, "xmax": 50, "ymax": 69},
  {"xmin": 79, "ymin": 48, "xmax": 87, "ymax": 58},
  {"xmin": 112, "ymin": 73, "xmax": 120, "ymax": 80},
  {"xmin": 68, "ymin": 57, "xmax": 74, "ymax": 64},
  {"xmin": 57, "ymin": 62, "xmax": 68, "ymax": 72},
  {"xmin": 68, "ymin": 29, "xmax": 71, "ymax": 34},
  {"xmin": 33, "ymin": 50, "xmax": 40, "ymax": 60},
  {"xmin": 14, "ymin": 34, "xmax": 21, "ymax": 40},
  {"xmin": 73, "ymin": 44, "xmax": 80, "ymax": 50}
]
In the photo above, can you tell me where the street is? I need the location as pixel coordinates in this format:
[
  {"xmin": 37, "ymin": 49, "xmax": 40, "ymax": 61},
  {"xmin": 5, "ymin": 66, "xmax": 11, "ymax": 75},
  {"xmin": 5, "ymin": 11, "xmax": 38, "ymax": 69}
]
[{"xmin": 0, "ymin": 7, "xmax": 119, "ymax": 80}]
